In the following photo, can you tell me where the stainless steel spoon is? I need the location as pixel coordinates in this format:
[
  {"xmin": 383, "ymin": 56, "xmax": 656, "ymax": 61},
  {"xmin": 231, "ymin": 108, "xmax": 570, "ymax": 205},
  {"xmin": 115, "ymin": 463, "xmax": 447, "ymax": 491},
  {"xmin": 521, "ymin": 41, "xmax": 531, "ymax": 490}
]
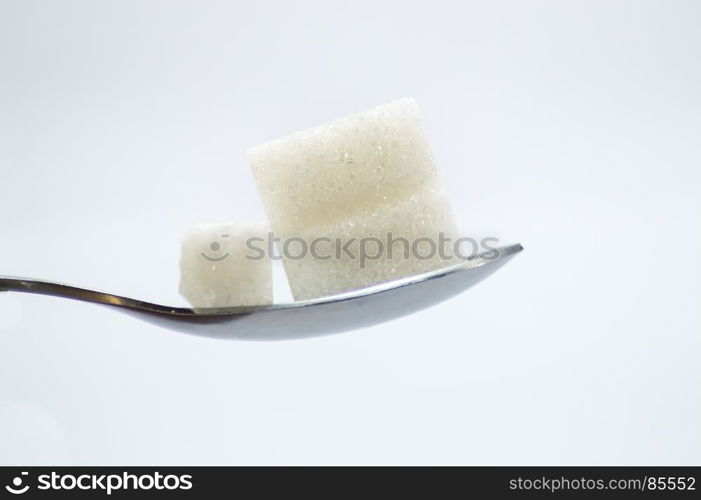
[{"xmin": 0, "ymin": 243, "xmax": 522, "ymax": 340}]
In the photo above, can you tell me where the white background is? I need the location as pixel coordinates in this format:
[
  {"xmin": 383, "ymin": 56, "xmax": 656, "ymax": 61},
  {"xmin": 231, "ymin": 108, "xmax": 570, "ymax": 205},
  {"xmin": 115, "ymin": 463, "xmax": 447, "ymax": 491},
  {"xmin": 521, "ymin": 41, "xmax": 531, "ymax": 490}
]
[{"xmin": 0, "ymin": 0, "xmax": 699, "ymax": 464}]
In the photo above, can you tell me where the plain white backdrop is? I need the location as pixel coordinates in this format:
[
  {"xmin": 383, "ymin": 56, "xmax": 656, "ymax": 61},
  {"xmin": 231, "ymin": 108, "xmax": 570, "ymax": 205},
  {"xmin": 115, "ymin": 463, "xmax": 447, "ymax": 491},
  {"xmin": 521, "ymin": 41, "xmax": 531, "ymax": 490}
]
[{"xmin": 0, "ymin": 0, "xmax": 699, "ymax": 464}]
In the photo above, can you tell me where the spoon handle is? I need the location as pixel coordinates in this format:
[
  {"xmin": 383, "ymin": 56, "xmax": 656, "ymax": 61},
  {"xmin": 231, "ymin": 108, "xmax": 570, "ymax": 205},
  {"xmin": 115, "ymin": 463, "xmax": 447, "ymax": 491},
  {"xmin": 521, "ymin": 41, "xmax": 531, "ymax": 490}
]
[{"xmin": 0, "ymin": 276, "xmax": 188, "ymax": 314}]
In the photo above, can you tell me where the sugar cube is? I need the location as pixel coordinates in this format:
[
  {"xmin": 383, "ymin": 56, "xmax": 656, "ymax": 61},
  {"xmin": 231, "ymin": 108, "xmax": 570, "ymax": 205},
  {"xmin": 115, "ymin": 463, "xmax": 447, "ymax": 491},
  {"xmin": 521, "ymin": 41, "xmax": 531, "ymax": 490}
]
[
  {"xmin": 248, "ymin": 99, "xmax": 459, "ymax": 300},
  {"xmin": 179, "ymin": 223, "xmax": 272, "ymax": 308}
]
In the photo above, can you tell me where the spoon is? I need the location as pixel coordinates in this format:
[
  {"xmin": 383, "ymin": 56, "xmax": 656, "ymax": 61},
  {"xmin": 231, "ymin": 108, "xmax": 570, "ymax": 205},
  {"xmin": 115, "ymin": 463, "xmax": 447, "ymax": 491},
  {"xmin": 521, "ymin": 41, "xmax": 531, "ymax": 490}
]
[{"xmin": 0, "ymin": 243, "xmax": 522, "ymax": 340}]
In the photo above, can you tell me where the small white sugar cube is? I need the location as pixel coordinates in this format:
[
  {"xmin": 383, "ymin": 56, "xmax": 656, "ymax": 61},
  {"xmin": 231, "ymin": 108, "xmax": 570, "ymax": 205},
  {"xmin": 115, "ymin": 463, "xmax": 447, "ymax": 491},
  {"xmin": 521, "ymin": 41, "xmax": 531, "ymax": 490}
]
[
  {"xmin": 179, "ymin": 223, "xmax": 272, "ymax": 308},
  {"xmin": 248, "ymin": 99, "xmax": 459, "ymax": 300}
]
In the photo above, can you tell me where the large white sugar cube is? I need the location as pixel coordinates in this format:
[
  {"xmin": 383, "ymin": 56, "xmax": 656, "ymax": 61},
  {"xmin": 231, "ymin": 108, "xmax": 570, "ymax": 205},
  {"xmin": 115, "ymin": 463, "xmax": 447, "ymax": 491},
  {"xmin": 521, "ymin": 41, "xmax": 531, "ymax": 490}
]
[
  {"xmin": 248, "ymin": 99, "xmax": 459, "ymax": 301},
  {"xmin": 179, "ymin": 223, "xmax": 272, "ymax": 308}
]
